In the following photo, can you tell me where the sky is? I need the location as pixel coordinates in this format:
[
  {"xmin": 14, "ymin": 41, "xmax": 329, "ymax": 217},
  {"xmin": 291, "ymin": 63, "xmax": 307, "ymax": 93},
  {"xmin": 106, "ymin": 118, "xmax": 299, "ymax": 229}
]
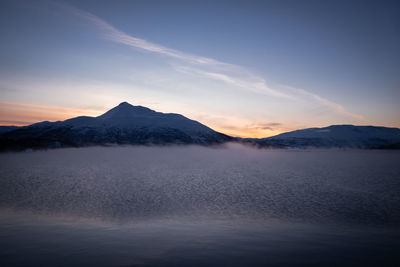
[{"xmin": 0, "ymin": 0, "xmax": 399, "ymax": 137}]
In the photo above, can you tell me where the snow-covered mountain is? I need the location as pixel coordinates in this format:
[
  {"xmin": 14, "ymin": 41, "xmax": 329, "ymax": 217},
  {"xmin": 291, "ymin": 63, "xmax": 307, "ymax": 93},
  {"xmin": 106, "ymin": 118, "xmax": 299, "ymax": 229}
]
[
  {"xmin": 0, "ymin": 102, "xmax": 232, "ymax": 150},
  {"xmin": 1, "ymin": 104, "xmax": 400, "ymax": 150},
  {"xmin": 251, "ymin": 125, "xmax": 400, "ymax": 149}
]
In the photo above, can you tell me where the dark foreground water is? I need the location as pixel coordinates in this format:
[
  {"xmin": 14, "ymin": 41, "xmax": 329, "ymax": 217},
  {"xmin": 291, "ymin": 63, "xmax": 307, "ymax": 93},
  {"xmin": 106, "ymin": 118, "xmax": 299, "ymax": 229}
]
[{"xmin": 0, "ymin": 144, "xmax": 399, "ymax": 266}]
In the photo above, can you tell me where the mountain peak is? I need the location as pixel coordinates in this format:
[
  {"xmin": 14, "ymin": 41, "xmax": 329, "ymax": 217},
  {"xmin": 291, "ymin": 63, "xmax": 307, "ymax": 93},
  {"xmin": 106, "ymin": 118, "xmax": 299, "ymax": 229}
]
[
  {"xmin": 118, "ymin": 101, "xmax": 132, "ymax": 107},
  {"xmin": 99, "ymin": 102, "xmax": 155, "ymax": 119}
]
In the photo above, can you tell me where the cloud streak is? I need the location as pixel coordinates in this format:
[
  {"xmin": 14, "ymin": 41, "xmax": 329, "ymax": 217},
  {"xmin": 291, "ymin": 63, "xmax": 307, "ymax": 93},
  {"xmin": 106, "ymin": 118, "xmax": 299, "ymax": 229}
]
[
  {"xmin": 54, "ymin": 1, "xmax": 289, "ymax": 98},
  {"xmin": 54, "ymin": 1, "xmax": 231, "ymax": 67},
  {"xmin": 174, "ymin": 65, "xmax": 291, "ymax": 98},
  {"xmin": 282, "ymin": 85, "xmax": 363, "ymax": 120},
  {"xmin": 53, "ymin": 1, "xmax": 362, "ymax": 121}
]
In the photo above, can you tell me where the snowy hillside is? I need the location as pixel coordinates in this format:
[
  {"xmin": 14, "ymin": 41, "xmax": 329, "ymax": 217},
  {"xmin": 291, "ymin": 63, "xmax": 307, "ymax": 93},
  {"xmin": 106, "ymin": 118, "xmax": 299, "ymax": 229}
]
[
  {"xmin": 1, "ymin": 104, "xmax": 400, "ymax": 150},
  {"xmin": 252, "ymin": 125, "xmax": 400, "ymax": 148},
  {"xmin": 0, "ymin": 102, "xmax": 232, "ymax": 150}
]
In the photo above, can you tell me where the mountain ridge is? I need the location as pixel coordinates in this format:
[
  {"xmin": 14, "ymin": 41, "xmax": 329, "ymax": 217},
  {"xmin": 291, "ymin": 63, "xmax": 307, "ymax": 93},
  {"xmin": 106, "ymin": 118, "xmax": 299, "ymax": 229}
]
[
  {"xmin": 0, "ymin": 102, "xmax": 232, "ymax": 150},
  {"xmin": 248, "ymin": 124, "xmax": 400, "ymax": 149},
  {"xmin": 1, "ymin": 102, "xmax": 399, "ymax": 150}
]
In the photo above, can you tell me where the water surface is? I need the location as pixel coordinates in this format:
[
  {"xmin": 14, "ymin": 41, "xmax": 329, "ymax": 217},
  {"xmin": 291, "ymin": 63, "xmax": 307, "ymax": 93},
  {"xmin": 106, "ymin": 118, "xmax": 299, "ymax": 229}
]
[{"xmin": 0, "ymin": 145, "xmax": 399, "ymax": 266}]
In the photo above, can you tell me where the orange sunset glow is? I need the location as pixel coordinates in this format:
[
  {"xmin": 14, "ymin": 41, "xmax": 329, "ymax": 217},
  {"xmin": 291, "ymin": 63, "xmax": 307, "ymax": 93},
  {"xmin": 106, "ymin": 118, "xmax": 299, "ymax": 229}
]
[
  {"xmin": 0, "ymin": 101, "xmax": 102, "ymax": 126},
  {"xmin": 0, "ymin": 101, "xmax": 287, "ymax": 138}
]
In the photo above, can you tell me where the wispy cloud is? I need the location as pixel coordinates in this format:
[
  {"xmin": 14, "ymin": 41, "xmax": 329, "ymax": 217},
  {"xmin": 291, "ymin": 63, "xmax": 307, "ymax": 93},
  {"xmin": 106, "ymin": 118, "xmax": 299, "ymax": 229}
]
[
  {"xmin": 281, "ymin": 85, "xmax": 364, "ymax": 120},
  {"xmin": 174, "ymin": 65, "xmax": 290, "ymax": 98},
  {"xmin": 53, "ymin": 1, "xmax": 231, "ymax": 67},
  {"xmin": 52, "ymin": 1, "xmax": 362, "ymax": 121},
  {"xmin": 53, "ymin": 1, "xmax": 289, "ymax": 98},
  {"xmin": 252, "ymin": 122, "xmax": 282, "ymax": 130}
]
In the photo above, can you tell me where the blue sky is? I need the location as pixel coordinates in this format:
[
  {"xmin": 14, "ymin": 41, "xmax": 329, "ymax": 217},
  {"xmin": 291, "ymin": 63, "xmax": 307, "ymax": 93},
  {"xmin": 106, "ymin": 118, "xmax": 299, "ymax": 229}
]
[{"xmin": 0, "ymin": 0, "xmax": 399, "ymax": 137}]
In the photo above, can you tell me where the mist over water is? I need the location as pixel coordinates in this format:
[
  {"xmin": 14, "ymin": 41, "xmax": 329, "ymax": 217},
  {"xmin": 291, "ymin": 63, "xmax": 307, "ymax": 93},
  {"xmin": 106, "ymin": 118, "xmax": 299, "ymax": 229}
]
[{"xmin": 1, "ymin": 144, "xmax": 399, "ymax": 266}]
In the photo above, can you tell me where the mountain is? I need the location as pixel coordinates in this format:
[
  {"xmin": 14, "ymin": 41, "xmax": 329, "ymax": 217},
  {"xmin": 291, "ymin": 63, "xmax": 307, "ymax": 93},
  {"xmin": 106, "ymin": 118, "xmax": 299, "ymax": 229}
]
[
  {"xmin": 0, "ymin": 102, "xmax": 232, "ymax": 150},
  {"xmin": 0, "ymin": 126, "xmax": 19, "ymax": 134},
  {"xmin": 249, "ymin": 125, "xmax": 400, "ymax": 149},
  {"xmin": 1, "ymin": 104, "xmax": 399, "ymax": 150}
]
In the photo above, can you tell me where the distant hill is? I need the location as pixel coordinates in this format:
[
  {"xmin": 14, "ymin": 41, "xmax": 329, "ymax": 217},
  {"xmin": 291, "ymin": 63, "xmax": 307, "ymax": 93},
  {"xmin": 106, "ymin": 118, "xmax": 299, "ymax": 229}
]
[
  {"xmin": 248, "ymin": 125, "xmax": 400, "ymax": 149},
  {"xmin": 0, "ymin": 102, "xmax": 232, "ymax": 150}
]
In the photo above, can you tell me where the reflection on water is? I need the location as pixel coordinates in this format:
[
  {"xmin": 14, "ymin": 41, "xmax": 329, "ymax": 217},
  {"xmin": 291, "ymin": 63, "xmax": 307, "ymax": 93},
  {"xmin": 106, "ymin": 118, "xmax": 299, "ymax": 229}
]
[{"xmin": 0, "ymin": 145, "xmax": 399, "ymax": 266}]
